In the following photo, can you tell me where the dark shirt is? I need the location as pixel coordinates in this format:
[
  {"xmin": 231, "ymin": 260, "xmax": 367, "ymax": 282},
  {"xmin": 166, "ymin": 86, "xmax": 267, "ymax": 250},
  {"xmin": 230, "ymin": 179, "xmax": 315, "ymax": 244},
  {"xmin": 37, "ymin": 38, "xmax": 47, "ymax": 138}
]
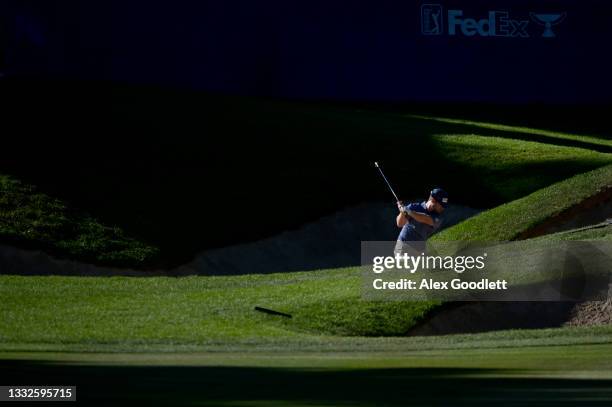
[{"xmin": 397, "ymin": 201, "xmax": 443, "ymax": 242}]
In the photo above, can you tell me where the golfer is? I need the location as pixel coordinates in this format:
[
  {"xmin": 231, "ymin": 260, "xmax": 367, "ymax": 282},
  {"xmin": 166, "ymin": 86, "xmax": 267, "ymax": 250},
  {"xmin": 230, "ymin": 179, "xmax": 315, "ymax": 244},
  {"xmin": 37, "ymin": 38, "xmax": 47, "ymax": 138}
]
[{"xmin": 395, "ymin": 188, "xmax": 448, "ymax": 253}]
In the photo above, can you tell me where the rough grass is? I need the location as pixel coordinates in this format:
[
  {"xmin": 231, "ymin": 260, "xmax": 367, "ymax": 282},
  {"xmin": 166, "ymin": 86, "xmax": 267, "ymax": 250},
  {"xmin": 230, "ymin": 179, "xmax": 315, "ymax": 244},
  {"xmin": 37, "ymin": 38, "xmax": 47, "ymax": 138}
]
[
  {"xmin": 0, "ymin": 175, "xmax": 158, "ymax": 266},
  {"xmin": 434, "ymin": 163, "xmax": 612, "ymax": 241}
]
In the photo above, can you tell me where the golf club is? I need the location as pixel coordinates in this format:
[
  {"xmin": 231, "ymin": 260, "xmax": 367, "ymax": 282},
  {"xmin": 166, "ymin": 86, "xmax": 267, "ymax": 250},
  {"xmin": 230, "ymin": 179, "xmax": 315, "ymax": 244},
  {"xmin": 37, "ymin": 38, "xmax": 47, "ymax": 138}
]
[{"xmin": 374, "ymin": 162, "xmax": 400, "ymax": 202}]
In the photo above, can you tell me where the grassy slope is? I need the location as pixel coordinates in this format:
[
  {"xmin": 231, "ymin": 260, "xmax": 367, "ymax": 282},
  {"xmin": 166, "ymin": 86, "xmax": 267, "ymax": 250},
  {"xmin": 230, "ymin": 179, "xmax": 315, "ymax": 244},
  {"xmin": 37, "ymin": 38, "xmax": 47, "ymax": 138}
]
[
  {"xmin": 434, "ymin": 163, "xmax": 612, "ymax": 241},
  {"xmin": 1, "ymin": 219, "xmax": 610, "ymax": 347},
  {"xmin": 2, "ymin": 214, "xmax": 611, "ymax": 348},
  {"xmin": 1, "ymin": 122, "xmax": 610, "ymax": 266},
  {"xmin": 2, "ymin": 108, "xmax": 612, "ymax": 345},
  {"xmin": 431, "ymin": 135, "xmax": 611, "ymax": 201},
  {"xmin": 3, "ymin": 80, "xmax": 612, "ymax": 265},
  {"xmin": 0, "ymin": 175, "xmax": 158, "ymax": 266},
  {"xmin": 0, "ymin": 269, "xmax": 412, "ymax": 344},
  {"xmin": 535, "ymin": 222, "xmax": 612, "ymax": 241},
  {"xmin": 2, "ymin": 211, "xmax": 611, "ymax": 406},
  {"xmin": 2, "ymin": 268, "xmax": 612, "ymax": 352},
  {"xmin": 2, "ymin": 215, "xmax": 610, "ymax": 351},
  {"xmin": 3, "ymin": 99, "xmax": 612, "ymax": 406},
  {"xmin": 410, "ymin": 114, "xmax": 612, "ymax": 151}
]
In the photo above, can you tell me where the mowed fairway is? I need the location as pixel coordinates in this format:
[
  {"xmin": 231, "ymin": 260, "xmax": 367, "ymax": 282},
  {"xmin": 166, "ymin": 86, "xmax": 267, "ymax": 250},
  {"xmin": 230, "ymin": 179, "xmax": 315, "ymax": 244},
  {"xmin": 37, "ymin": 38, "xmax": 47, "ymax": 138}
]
[
  {"xmin": 0, "ymin": 271, "xmax": 434, "ymax": 343},
  {"xmin": 3, "ymin": 166, "xmax": 611, "ymax": 346},
  {"xmin": 3, "ymin": 343, "xmax": 612, "ymax": 406},
  {"xmin": 3, "ymin": 260, "xmax": 612, "ymax": 405},
  {"xmin": 2, "ymin": 96, "xmax": 612, "ymax": 405}
]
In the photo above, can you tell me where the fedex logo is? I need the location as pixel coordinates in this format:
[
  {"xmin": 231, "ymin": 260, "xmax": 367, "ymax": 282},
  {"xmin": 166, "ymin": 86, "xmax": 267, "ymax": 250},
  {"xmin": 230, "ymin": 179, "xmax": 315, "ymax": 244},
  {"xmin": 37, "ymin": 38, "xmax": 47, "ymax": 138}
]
[
  {"xmin": 448, "ymin": 10, "xmax": 528, "ymax": 37},
  {"xmin": 421, "ymin": 4, "xmax": 564, "ymax": 39}
]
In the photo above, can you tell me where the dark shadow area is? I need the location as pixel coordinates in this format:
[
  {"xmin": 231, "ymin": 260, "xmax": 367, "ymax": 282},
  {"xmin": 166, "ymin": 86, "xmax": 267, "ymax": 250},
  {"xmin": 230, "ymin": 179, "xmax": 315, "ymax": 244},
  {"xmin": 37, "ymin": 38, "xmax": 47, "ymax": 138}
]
[
  {"xmin": 519, "ymin": 188, "xmax": 612, "ymax": 239},
  {"xmin": 0, "ymin": 78, "xmax": 481, "ymax": 267},
  {"xmin": 3, "ymin": 360, "xmax": 612, "ymax": 406},
  {"xmin": 0, "ymin": 78, "xmax": 608, "ymax": 267},
  {"xmin": 436, "ymin": 155, "xmax": 611, "ymax": 203},
  {"xmin": 360, "ymin": 102, "xmax": 612, "ymax": 140},
  {"xmin": 408, "ymin": 302, "xmax": 577, "ymax": 336}
]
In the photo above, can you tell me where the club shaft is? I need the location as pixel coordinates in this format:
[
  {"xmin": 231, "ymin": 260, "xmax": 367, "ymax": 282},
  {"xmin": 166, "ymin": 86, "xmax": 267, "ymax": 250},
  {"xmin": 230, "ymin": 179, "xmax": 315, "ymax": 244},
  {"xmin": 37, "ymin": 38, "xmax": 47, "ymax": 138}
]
[{"xmin": 376, "ymin": 165, "xmax": 400, "ymax": 202}]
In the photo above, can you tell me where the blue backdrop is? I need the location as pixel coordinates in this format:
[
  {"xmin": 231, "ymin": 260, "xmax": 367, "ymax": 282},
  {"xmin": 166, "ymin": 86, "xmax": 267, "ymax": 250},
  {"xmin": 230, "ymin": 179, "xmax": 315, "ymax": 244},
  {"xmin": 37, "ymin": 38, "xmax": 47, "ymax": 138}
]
[{"xmin": 3, "ymin": 0, "xmax": 611, "ymax": 103}]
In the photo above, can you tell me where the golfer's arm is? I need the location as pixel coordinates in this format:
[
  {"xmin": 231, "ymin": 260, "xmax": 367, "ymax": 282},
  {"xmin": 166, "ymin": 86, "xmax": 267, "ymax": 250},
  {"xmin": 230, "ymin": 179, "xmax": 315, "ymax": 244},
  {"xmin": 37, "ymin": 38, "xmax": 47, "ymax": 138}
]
[
  {"xmin": 408, "ymin": 212, "xmax": 434, "ymax": 226},
  {"xmin": 396, "ymin": 213, "xmax": 409, "ymax": 228}
]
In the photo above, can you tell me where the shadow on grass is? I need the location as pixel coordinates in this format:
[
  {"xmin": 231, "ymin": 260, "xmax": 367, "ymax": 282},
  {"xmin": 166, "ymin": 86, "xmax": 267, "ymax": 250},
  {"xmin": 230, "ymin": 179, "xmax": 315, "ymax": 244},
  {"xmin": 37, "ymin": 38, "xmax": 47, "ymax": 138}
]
[
  {"xmin": 1, "ymin": 78, "xmax": 609, "ymax": 267},
  {"xmin": 4, "ymin": 360, "xmax": 612, "ymax": 406},
  {"xmin": 408, "ymin": 115, "xmax": 612, "ymax": 154},
  {"xmin": 0, "ymin": 79, "xmax": 478, "ymax": 267}
]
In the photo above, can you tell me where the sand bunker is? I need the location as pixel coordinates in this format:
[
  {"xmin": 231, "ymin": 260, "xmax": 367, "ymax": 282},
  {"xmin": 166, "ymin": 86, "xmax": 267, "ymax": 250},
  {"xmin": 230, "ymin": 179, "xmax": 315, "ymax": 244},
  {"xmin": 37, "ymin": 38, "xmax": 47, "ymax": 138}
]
[{"xmin": 0, "ymin": 202, "xmax": 480, "ymax": 277}]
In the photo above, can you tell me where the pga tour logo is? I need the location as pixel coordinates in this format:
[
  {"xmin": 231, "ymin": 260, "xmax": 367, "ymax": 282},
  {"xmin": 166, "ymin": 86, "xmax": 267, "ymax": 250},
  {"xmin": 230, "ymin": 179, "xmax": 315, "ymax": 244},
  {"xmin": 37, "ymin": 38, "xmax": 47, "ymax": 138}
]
[{"xmin": 421, "ymin": 4, "xmax": 566, "ymax": 38}]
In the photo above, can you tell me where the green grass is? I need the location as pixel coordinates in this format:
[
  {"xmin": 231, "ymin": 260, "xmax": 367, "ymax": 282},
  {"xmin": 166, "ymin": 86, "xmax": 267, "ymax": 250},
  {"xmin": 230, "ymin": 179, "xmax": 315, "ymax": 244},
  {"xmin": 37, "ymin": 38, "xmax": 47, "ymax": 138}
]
[
  {"xmin": 3, "ymin": 328, "xmax": 612, "ymax": 405},
  {"xmin": 434, "ymin": 163, "xmax": 612, "ymax": 241},
  {"xmin": 3, "ymin": 322, "xmax": 612, "ymax": 354},
  {"xmin": 1, "ymin": 115, "xmax": 611, "ymax": 344},
  {"xmin": 0, "ymin": 269, "xmax": 435, "ymax": 344},
  {"xmin": 4, "ymin": 77, "xmax": 612, "ymax": 407},
  {"xmin": 0, "ymin": 175, "xmax": 158, "ymax": 266},
  {"xmin": 7, "ymin": 214, "xmax": 607, "ymax": 347},
  {"xmin": 4, "ymin": 340, "xmax": 612, "ymax": 367},
  {"xmin": 3, "ymin": 82, "xmax": 612, "ymax": 265},
  {"xmin": 3, "ymin": 342, "xmax": 612, "ymax": 406},
  {"xmin": 535, "ymin": 223, "xmax": 612, "ymax": 241},
  {"xmin": 2, "ymin": 127, "xmax": 610, "ymax": 266},
  {"xmin": 5, "ymin": 290, "xmax": 612, "ymax": 407},
  {"xmin": 1, "ymin": 261, "xmax": 612, "ymax": 356},
  {"xmin": 1, "ymin": 212, "xmax": 611, "ymax": 349},
  {"xmin": 431, "ymin": 135, "xmax": 612, "ymax": 201},
  {"xmin": 1, "ymin": 218, "xmax": 611, "ymax": 405},
  {"xmin": 409, "ymin": 114, "xmax": 612, "ymax": 151},
  {"xmin": 4, "ymin": 130, "xmax": 609, "ymax": 267}
]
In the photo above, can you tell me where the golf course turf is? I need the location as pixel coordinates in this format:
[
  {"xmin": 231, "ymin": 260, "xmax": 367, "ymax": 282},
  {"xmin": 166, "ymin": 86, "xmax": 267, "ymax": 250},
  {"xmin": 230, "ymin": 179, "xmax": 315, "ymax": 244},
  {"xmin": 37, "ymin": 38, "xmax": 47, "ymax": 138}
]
[
  {"xmin": 3, "ymin": 341, "xmax": 612, "ymax": 406},
  {"xmin": 1, "ymin": 219, "xmax": 610, "ymax": 347},
  {"xmin": 2, "ymin": 81, "xmax": 612, "ymax": 266},
  {"xmin": 2, "ymin": 86, "xmax": 612, "ymax": 405}
]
